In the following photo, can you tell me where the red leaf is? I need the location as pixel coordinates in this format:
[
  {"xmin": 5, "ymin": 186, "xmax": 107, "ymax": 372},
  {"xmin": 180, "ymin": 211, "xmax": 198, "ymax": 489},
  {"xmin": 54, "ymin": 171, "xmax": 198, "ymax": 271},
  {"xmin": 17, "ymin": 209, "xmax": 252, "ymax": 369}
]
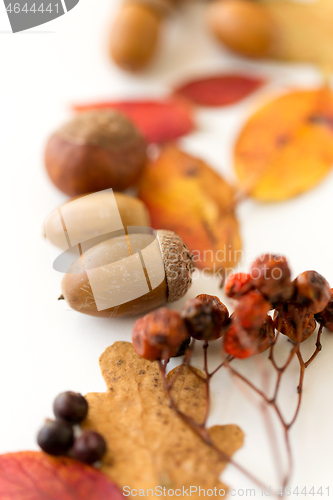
[
  {"xmin": 0, "ymin": 452, "xmax": 124, "ymax": 500},
  {"xmin": 73, "ymin": 97, "xmax": 195, "ymax": 144},
  {"xmin": 174, "ymin": 74, "xmax": 265, "ymax": 106}
]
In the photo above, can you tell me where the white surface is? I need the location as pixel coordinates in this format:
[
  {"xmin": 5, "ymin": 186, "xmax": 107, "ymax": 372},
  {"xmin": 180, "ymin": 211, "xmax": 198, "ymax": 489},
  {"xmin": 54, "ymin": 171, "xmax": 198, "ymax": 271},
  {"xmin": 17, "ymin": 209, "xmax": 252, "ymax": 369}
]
[{"xmin": 0, "ymin": 0, "xmax": 333, "ymax": 497}]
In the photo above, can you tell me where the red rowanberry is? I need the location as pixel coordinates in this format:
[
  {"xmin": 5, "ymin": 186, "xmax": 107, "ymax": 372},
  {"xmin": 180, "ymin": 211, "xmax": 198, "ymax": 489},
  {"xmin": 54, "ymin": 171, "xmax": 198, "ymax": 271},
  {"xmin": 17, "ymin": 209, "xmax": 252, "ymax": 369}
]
[
  {"xmin": 234, "ymin": 290, "xmax": 271, "ymax": 330},
  {"xmin": 132, "ymin": 308, "xmax": 189, "ymax": 361},
  {"xmin": 225, "ymin": 273, "xmax": 253, "ymax": 299},
  {"xmin": 223, "ymin": 321, "xmax": 255, "ymax": 359},
  {"xmin": 223, "ymin": 315, "xmax": 275, "ymax": 359}
]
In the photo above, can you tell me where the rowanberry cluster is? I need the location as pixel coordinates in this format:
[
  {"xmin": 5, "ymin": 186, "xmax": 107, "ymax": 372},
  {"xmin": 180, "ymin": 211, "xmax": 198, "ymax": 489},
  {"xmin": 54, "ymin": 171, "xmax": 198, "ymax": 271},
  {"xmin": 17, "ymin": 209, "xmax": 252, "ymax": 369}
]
[
  {"xmin": 132, "ymin": 254, "xmax": 333, "ymax": 361},
  {"xmin": 224, "ymin": 255, "xmax": 331, "ymax": 358},
  {"xmin": 132, "ymin": 295, "xmax": 229, "ymax": 361},
  {"xmin": 37, "ymin": 391, "xmax": 106, "ymax": 464}
]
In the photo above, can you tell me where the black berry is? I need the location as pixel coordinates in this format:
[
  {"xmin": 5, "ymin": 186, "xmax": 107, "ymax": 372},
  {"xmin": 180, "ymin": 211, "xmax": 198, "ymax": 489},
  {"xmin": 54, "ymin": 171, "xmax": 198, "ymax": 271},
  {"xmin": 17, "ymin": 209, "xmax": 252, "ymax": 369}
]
[
  {"xmin": 181, "ymin": 294, "xmax": 229, "ymax": 341},
  {"xmin": 315, "ymin": 288, "xmax": 333, "ymax": 331},
  {"xmin": 173, "ymin": 336, "xmax": 191, "ymax": 357},
  {"xmin": 294, "ymin": 271, "xmax": 331, "ymax": 314},
  {"xmin": 274, "ymin": 302, "xmax": 316, "ymax": 343},
  {"xmin": 37, "ymin": 419, "xmax": 74, "ymax": 456},
  {"xmin": 53, "ymin": 391, "xmax": 88, "ymax": 424},
  {"xmin": 72, "ymin": 430, "xmax": 107, "ymax": 464}
]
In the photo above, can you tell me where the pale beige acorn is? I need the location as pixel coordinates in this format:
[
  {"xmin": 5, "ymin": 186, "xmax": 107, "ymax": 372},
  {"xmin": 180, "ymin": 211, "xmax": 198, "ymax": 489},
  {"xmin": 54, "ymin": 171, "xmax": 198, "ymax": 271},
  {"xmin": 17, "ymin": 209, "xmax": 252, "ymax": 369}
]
[
  {"xmin": 60, "ymin": 230, "xmax": 194, "ymax": 318},
  {"xmin": 45, "ymin": 192, "xmax": 151, "ymax": 249}
]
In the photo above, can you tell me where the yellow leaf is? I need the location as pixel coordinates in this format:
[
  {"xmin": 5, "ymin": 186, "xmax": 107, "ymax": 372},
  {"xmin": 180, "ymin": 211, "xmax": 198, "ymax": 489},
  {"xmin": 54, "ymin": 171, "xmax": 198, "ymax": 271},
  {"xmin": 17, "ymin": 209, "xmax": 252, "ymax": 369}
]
[
  {"xmin": 265, "ymin": 0, "xmax": 333, "ymax": 69},
  {"xmin": 235, "ymin": 88, "xmax": 333, "ymax": 201}
]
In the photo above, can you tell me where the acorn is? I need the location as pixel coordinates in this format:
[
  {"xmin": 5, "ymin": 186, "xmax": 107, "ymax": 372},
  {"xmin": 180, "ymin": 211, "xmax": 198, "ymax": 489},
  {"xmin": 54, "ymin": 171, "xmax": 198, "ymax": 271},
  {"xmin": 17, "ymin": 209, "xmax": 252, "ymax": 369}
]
[
  {"xmin": 45, "ymin": 191, "xmax": 151, "ymax": 249},
  {"xmin": 44, "ymin": 110, "xmax": 147, "ymax": 196},
  {"xmin": 207, "ymin": 0, "xmax": 275, "ymax": 58},
  {"xmin": 60, "ymin": 230, "xmax": 194, "ymax": 318},
  {"xmin": 109, "ymin": 0, "xmax": 172, "ymax": 71}
]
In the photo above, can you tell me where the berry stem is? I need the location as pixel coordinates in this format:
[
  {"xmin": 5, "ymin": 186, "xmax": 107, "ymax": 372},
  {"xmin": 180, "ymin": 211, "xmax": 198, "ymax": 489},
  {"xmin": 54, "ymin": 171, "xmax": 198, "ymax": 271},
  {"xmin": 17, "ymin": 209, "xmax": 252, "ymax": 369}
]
[
  {"xmin": 225, "ymin": 358, "xmax": 293, "ymax": 487},
  {"xmin": 288, "ymin": 349, "xmax": 306, "ymax": 429},
  {"xmin": 209, "ymin": 355, "xmax": 233, "ymax": 378},
  {"xmin": 304, "ymin": 323, "xmax": 323, "ymax": 368},
  {"xmin": 202, "ymin": 341, "xmax": 211, "ymax": 427},
  {"xmin": 157, "ymin": 358, "xmax": 272, "ymax": 495}
]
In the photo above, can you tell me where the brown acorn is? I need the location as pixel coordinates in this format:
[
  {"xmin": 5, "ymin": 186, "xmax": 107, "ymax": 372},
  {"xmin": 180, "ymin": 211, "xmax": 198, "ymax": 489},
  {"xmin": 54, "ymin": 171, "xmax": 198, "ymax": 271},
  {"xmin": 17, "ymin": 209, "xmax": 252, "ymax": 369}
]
[
  {"xmin": 207, "ymin": 0, "xmax": 275, "ymax": 58},
  {"xmin": 45, "ymin": 110, "xmax": 147, "ymax": 196},
  {"xmin": 60, "ymin": 230, "xmax": 194, "ymax": 318},
  {"xmin": 109, "ymin": 1, "xmax": 170, "ymax": 71}
]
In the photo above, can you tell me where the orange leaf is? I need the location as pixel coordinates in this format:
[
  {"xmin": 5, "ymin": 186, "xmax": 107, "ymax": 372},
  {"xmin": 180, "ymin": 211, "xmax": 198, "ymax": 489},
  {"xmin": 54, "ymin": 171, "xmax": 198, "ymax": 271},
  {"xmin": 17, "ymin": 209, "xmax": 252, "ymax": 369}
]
[
  {"xmin": 0, "ymin": 452, "xmax": 124, "ymax": 500},
  {"xmin": 235, "ymin": 88, "xmax": 333, "ymax": 201},
  {"xmin": 139, "ymin": 146, "xmax": 242, "ymax": 272}
]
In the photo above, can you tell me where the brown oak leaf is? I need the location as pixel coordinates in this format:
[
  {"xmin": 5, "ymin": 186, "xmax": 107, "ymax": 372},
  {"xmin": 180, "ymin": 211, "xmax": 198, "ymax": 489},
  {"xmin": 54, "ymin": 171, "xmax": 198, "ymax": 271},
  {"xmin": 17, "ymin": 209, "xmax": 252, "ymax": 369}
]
[
  {"xmin": 84, "ymin": 341, "xmax": 244, "ymax": 498},
  {"xmin": 0, "ymin": 452, "xmax": 124, "ymax": 499}
]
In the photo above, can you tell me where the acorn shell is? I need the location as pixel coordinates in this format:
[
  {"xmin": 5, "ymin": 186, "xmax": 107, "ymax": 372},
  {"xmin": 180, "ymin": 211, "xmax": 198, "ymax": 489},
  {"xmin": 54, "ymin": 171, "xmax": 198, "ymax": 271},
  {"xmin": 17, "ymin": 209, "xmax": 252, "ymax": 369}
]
[
  {"xmin": 207, "ymin": 0, "xmax": 275, "ymax": 58},
  {"xmin": 60, "ymin": 230, "xmax": 194, "ymax": 318},
  {"xmin": 45, "ymin": 192, "xmax": 151, "ymax": 248},
  {"xmin": 109, "ymin": 2, "xmax": 162, "ymax": 72}
]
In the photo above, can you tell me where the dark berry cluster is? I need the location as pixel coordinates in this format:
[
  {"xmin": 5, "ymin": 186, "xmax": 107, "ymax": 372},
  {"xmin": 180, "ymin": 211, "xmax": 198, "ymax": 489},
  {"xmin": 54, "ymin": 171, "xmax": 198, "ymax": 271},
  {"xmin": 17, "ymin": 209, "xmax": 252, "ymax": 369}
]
[
  {"xmin": 37, "ymin": 391, "xmax": 106, "ymax": 464},
  {"xmin": 132, "ymin": 254, "xmax": 332, "ymax": 361}
]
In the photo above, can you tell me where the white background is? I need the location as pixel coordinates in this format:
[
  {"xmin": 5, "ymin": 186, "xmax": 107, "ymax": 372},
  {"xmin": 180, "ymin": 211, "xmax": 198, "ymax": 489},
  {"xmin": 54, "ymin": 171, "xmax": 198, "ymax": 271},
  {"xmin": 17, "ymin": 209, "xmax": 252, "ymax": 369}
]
[{"xmin": 0, "ymin": 0, "xmax": 333, "ymax": 497}]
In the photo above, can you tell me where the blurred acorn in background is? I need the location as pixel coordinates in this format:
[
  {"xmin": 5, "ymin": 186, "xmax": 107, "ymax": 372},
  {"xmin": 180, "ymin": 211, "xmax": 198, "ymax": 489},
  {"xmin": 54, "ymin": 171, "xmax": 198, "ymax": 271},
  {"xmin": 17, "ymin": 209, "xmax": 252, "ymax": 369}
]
[
  {"xmin": 207, "ymin": 0, "xmax": 276, "ymax": 58},
  {"xmin": 109, "ymin": 0, "xmax": 172, "ymax": 71},
  {"xmin": 109, "ymin": 0, "xmax": 276, "ymax": 71}
]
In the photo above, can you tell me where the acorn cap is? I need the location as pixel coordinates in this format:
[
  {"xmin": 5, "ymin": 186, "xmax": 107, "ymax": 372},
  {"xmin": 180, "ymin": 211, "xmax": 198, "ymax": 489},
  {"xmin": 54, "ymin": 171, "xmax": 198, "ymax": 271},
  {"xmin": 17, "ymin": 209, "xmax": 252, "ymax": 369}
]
[{"xmin": 156, "ymin": 230, "xmax": 194, "ymax": 303}]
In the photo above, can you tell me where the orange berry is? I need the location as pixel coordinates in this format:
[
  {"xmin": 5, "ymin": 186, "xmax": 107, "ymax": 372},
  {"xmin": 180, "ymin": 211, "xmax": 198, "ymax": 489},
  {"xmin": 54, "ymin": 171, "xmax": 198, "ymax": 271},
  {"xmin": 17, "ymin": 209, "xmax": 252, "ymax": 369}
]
[{"xmin": 132, "ymin": 308, "xmax": 189, "ymax": 361}]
